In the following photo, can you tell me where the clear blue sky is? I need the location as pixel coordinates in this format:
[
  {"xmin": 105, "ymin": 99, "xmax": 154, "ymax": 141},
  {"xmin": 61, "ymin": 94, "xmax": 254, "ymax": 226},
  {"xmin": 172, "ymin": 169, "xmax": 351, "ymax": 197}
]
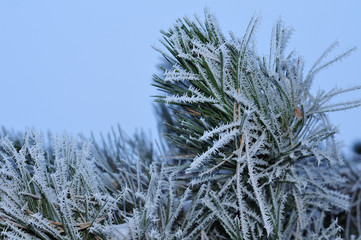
[{"xmin": 0, "ymin": 1, "xmax": 360, "ymax": 154}]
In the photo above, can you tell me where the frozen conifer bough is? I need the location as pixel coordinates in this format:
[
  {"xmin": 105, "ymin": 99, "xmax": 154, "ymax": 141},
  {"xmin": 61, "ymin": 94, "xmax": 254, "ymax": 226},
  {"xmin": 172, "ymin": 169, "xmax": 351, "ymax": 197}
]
[
  {"xmin": 1, "ymin": 9, "xmax": 361, "ymax": 240},
  {"xmin": 153, "ymin": 9, "xmax": 361, "ymax": 239},
  {"xmin": 0, "ymin": 132, "xmax": 125, "ymax": 239}
]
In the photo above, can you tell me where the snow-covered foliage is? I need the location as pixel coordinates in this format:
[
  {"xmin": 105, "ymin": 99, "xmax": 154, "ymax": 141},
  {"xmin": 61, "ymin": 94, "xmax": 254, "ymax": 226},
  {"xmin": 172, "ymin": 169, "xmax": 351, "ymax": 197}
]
[
  {"xmin": 0, "ymin": 9, "xmax": 361, "ymax": 240},
  {"xmin": 0, "ymin": 132, "xmax": 124, "ymax": 239},
  {"xmin": 153, "ymin": 9, "xmax": 361, "ymax": 239},
  {"xmin": 334, "ymin": 155, "xmax": 361, "ymax": 239}
]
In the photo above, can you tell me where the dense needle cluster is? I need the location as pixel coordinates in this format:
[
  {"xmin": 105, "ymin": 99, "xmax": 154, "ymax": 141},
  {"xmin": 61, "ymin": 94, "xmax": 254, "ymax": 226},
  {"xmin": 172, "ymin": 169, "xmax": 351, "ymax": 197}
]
[
  {"xmin": 0, "ymin": 9, "xmax": 361, "ymax": 240},
  {"xmin": 152, "ymin": 9, "xmax": 361, "ymax": 239}
]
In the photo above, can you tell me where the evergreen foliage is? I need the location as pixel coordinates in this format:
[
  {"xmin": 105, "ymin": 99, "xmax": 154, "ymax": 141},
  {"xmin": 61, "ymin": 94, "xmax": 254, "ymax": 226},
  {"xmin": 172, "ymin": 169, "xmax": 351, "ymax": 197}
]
[
  {"xmin": 0, "ymin": 132, "xmax": 125, "ymax": 239},
  {"xmin": 0, "ymin": 9, "xmax": 360, "ymax": 240},
  {"xmin": 152, "ymin": 9, "xmax": 361, "ymax": 239}
]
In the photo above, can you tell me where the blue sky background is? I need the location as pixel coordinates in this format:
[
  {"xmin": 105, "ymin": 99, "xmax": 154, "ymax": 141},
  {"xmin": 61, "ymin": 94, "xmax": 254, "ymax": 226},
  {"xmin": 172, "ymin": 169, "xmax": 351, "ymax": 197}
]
[{"xmin": 0, "ymin": 1, "xmax": 360, "ymax": 155}]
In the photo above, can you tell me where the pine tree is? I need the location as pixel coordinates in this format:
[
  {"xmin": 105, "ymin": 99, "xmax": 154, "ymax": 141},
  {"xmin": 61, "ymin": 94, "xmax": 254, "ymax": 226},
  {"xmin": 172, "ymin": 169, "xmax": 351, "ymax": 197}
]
[
  {"xmin": 152, "ymin": 9, "xmax": 361, "ymax": 239},
  {"xmin": 0, "ymin": 9, "xmax": 361, "ymax": 240}
]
